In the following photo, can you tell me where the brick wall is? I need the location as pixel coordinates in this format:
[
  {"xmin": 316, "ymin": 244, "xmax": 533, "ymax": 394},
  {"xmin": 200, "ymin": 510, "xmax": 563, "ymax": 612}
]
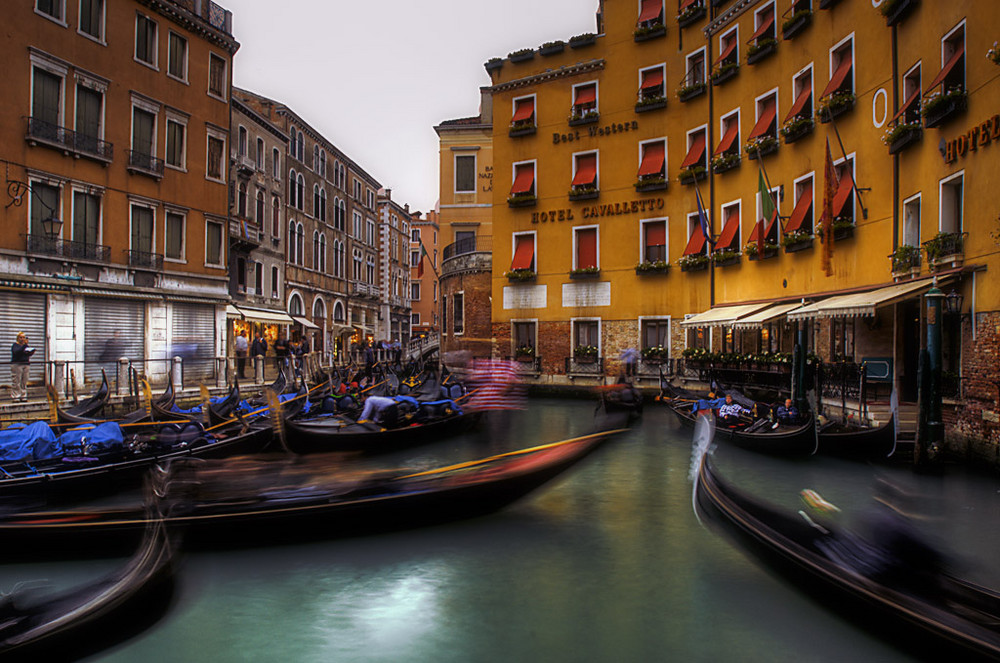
[
  {"xmin": 950, "ymin": 311, "xmax": 1000, "ymax": 465},
  {"xmin": 440, "ymin": 270, "xmax": 492, "ymax": 358}
]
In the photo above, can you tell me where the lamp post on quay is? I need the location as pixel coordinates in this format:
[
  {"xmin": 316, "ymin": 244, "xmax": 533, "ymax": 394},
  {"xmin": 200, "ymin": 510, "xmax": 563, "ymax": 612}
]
[{"xmin": 915, "ymin": 280, "xmax": 944, "ymax": 471}]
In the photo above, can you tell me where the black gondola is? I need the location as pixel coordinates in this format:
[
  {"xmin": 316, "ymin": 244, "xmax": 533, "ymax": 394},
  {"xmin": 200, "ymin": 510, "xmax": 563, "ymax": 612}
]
[
  {"xmin": 152, "ymin": 381, "xmax": 240, "ymax": 425},
  {"xmin": 282, "ymin": 408, "xmax": 482, "ymax": 454},
  {"xmin": 0, "ymin": 513, "xmax": 176, "ymax": 661},
  {"xmin": 694, "ymin": 452, "xmax": 1000, "ymax": 661},
  {"xmin": 55, "ymin": 371, "xmax": 110, "ymax": 424},
  {"xmin": 0, "ymin": 427, "xmax": 628, "ymax": 554},
  {"xmin": 55, "ymin": 379, "xmax": 175, "ymax": 427},
  {"xmin": 817, "ymin": 414, "xmax": 897, "ymax": 459}
]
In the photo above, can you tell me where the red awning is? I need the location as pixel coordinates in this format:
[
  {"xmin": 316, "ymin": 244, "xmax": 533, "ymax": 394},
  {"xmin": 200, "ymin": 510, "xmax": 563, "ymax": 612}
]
[
  {"xmin": 574, "ymin": 85, "xmax": 597, "ymax": 107},
  {"xmin": 680, "ymin": 0, "xmax": 698, "ymax": 9},
  {"xmin": 638, "ymin": 143, "xmax": 666, "ymax": 177},
  {"xmin": 577, "ymin": 228, "xmax": 597, "ymax": 269},
  {"xmin": 784, "ymin": 85, "xmax": 812, "ymax": 122},
  {"xmin": 714, "ymin": 38, "xmax": 737, "ymax": 67},
  {"xmin": 512, "ymin": 98, "xmax": 534, "ymax": 122},
  {"xmin": 680, "ymin": 133, "xmax": 706, "ymax": 168},
  {"xmin": 820, "ymin": 54, "xmax": 852, "ymax": 98},
  {"xmin": 713, "ymin": 122, "xmax": 739, "ymax": 156},
  {"xmin": 641, "ymin": 69, "xmax": 664, "ymax": 90},
  {"xmin": 747, "ymin": 99, "xmax": 777, "ymax": 139},
  {"xmin": 638, "ymin": 0, "xmax": 662, "ymax": 22},
  {"xmin": 750, "ymin": 219, "xmax": 765, "ymax": 245},
  {"xmin": 833, "ymin": 176, "xmax": 854, "ymax": 216},
  {"xmin": 784, "ymin": 184, "xmax": 813, "ymax": 233},
  {"xmin": 763, "ymin": 208, "xmax": 779, "ymax": 239},
  {"xmin": 748, "ymin": 13, "xmax": 774, "ymax": 42},
  {"xmin": 511, "ymin": 235, "xmax": 535, "ymax": 270},
  {"xmin": 645, "ymin": 222, "xmax": 666, "ymax": 247},
  {"xmin": 682, "ymin": 224, "xmax": 706, "ymax": 256},
  {"xmin": 572, "ymin": 154, "xmax": 597, "ymax": 186},
  {"xmin": 924, "ymin": 42, "xmax": 965, "ymax": 95},
  {"xmin": 510, "ymin": 165, "xmax": 534, "ymax": 195},
  {"xmin": 889, "ymin": 89, "xmax": 920, "ymax": 123},
  {"xmin": 716, "ymin": 208, "xmax": 741, "ymax": 249}
]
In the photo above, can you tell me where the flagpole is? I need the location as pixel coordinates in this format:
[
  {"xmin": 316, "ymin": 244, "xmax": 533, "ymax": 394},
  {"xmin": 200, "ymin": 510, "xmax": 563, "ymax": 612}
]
[
  {"xmin": 757, "ymin": 158, "xmax": 782, "ymax": 231},
  {"xmin": 416, "ymin": 236, "xmax": 440, "ymax": 280}
]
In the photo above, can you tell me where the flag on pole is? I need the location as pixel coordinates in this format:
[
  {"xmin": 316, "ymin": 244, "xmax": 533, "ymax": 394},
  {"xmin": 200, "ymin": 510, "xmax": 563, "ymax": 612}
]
[
  {"xmin": 416, "ymin": 243, "xmax": 428, "ymax": 278},
  {"xmin": 757, "ymin": 170, "xmax": 775, "ymax": 256},
  {"xmin": 695, "ymin": 187, "xmax": 714, "ymax": 246},
  {"xmin": 821, "ymin": 138, "xmax": 836, "ymax": 277}
]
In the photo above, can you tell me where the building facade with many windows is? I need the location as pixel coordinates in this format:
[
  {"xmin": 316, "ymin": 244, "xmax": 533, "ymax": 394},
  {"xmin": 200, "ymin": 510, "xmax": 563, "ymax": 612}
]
[
  {"xmin": 408, "ymin": 209, "xmax": 440, "ymax": 337},
  {"xmin": 0, "ymin": 0, "xmax": 237, "ymax": 391},
  {"xmin": 377, "ymin": 190, "xmax": 413, "ymax": 346}
]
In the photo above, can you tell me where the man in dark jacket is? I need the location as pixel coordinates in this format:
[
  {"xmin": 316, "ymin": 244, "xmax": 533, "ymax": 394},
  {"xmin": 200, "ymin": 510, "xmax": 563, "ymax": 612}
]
[{"xmin": 10, "ymin": 332, "xmax": 35, "ymax": 402}]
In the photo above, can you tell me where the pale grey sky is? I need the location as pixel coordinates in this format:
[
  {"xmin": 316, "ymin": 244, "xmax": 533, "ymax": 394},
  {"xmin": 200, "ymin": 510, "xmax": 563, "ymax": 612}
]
[{"xmin": 231, "ymin": 0, "xmax": 599, "ymax": 215}]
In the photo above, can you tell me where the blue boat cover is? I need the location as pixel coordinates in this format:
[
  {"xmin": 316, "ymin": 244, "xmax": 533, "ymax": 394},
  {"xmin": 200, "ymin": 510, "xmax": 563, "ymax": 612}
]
[{"xmin": 0, "ymin": 421, "xmax": 123, "ymax": 462}]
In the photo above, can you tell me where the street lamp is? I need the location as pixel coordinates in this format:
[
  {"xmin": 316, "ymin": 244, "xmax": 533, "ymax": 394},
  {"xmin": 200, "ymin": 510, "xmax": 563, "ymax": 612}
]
[
  {"xmin": 944, "ymin": 288, "xmax": 964, "ymax": 316},
  {"xmin": 41, "ymin": 216, "xmax": 63, "ymax": 239}
]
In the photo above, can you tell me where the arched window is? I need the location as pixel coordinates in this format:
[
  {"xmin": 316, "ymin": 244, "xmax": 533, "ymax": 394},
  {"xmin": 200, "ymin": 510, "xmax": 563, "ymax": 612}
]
[
  {"xmin": 312, "ymin": 297, "xmax": 326, "ymax": 328},
  {"xmin": 297, "ymin": 130, "xmax": 304, "ymax": 161},
  {"xmin": 238, "ymin": 182, "xmax": 247, "ymax": 217},
  {"xmin": 313, "ymin": 144, "xmax": 320, "ymax": 171},
  {"xmin": 255, "ymin": 137, "xmax": 264, "ymax": 169},
  {"xmin": 270, "ymin": 265, "xmax": 279, "ymax": 298},
  {"xmin": 271, "ymin": 195, "xmax": 280, "ymax": 236},
  {"xmin": 296, "ymin": 222, "xmax": 305, "ymax": 264},
  {"xmin": 333, "ymin": 301, "xmax": 345, "ymax": 323},
  {"xmin": 272, "ymin": 148, "xmax": 280, "ymax": 178},
  {"xmin": 255, "ymin": 189, "xmax": 264, "ymax": 223},
  {"xmin": 318, "ymin": 188, "xmax": 327, "ymax": 222},
  {"xmin": 289, "ymin": 292, "xmax": 304, "ymax": 317},
  {"xmin": 288, "ymin": 220, "xmax": 297, "ymax": 263},
  {"xmin": 238, "ymin": 126, "xmax": 247, "ymax": 156},
  {"xmin": 320, "ymin": 150, "xmax": 327, "ymax": 177},
  {"xmin": 319, "ymin": 233, "xmax": 327, "ymax": 272},
  {"xmin": 289, "ymin": 169, "xmax": 297, "ymax": 207},
  {"xmin": 289, "ymin": 128, "xmax": 297, "ymax": 157},
  {"xmin": 312, "ymin": 230, "xmax": 319, "ymax": 268},
  {"xmin": 296, "ymin": 173, "xmax": 305, "ymax": 211},
  {"xmin": 313, "ymin": 184, "xmax": 320, "ymax": 217}
]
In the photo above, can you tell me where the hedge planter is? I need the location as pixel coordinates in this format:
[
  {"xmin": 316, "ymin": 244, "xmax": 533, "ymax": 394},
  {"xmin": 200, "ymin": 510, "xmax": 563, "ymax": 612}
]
[
  {"xmin": 635, "ymin": 263, "xmax": 670, "ymax": 275},
  {"xmin": 568, "ymin": 188, "xmax": 599, "ymax": 201},
  {"xmin": 508, "ymin": 50, "xmax": 535, "ymax": 63},
  {"xmin": 713, "ymin": 253, "xmax": 741, "ymax": 267},
  {"xmin": 569, "ymin": 269, "xmax": 601, "ymax": 280},
  {"xmin": 711, "ymin": 64, "xmax": 739, "ymax": 86},
  {"xmin": 711, "ymin": 154, "xmax": 740, "ymax": 174},
  {"xmin": 569, "ymin": 34, "xmax": 597, "ymax": 49},
  {"xmin": 677, "ymin": 83, "xmax": 707, "ymax": 102},
  {"xmin": 569, "ymin": 113, "xmax": 600, "ymax": 127},
  {"xmin": 818, "ymin": 97, "xmax": 854, "ymax": 123},
  {"xmin": 677, "ymin": 5, "xmax": 706, "ymax": 28},
  {"xmin": 922, "ymin": 93, "xmax": 966, "ymax": 129},
  {"xmin": 539, "ymin": 41, "xmax": 565, "ymax": 56},
  {"xmin": 506, "ymin": 269, "xmax": 536, "ymax": 283},
  {"xmin": 783, "ymin": 238, "xmax": 813, "ymax": 253},
  {"xmin": 507, "ymin": 195, "xmax": 537, "ymax": 208},
  {"xmin": 509, "ymin": 124, "xmax": 536, "ymax": 138},
  {"xmin": 887, "ymin": 125, "xmax": 921, "ymax": 155},
  {"xmin": 781, "ymin": 118, "xmax": 814, "ymax": 144},
  {"xmin": 634, "ymin": 24, "xmax": 666, "ymax": 42},
  {"xmin": 882, "ymin": 0, "xmax": 917, "ymax": 26},
  {"xmin": 746, "ymin": 39, "xmax": 777, "ymax": 65},
  {"xmin": 746, "ymin": 246, "xmax": 779, "ymax": 261},
  {"xmin": 678, "ymin": 167, "xmax": 707, "ymax": 185},
  {"xmin": 635, "ymin": 97, "xmax": 667, "ymax": 113},
  {"xmin": 680, "ymin": 257, "xmax": 710, "ymax": 272},
  {"xmin": 781, "ymin": 11, "xmax": 811, "ymax": 39},
  {"xmin": 635, "ymin": 178, "xmax": 668, "ymax": 193}
]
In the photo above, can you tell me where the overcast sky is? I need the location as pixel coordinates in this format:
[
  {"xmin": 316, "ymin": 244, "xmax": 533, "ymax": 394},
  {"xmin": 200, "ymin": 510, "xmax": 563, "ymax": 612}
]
[{"xmin": 231, "ymin": 0, "xmax": 599, "ymax": 215}]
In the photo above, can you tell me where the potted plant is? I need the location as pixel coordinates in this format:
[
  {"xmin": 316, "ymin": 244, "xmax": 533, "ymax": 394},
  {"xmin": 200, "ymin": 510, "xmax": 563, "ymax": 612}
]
[
  {"xmin": 635, "ymin": 93, "xmax": 667, "ymax": 113},
  {"xmin": 817, "ymin": 216, "xmax": 855, "ymax": 241},
  {"xmin": 780, "ymin": 115, "xmax": 814, "ymax": 144},
  {"xmin": 921, "ymin": 87, "xmax": 967, "ymax": 129},
  {"xmin": 922, "ymin": 231, "xmax": 965, "ymax": 266},
  {"xmin": 505, "ymin": 268, "xmax": 537, "ymax": 282},
  {"xmin": 514, "ymin": 345, "xmax": 535, "ymax": 361},
  {"xmin": 569, "ymin": 108, "xmax": 600, "ymax": 126},
  {"xmin": 676, "ymin": 1, "xmax": 706, "ymax": 28},
  {"xmin": 881, "ymin": 120, "xmax": 922, "ymax": 154},
  {"xmin": 890, "ymin": 244, "xmax": 921, "ymax": 276},
  {"xmin": 569, "ymin": 266, "xmax": 600, "ymax": 278},
  {"xmin": 635, "ymin": 259, "xmax": 670, "ymax": 274},
  {"xmin": 539, "ymin": 40, "xmax": 565, "ymax": 56},
  {"xmin": 507, "ymin": 192, "xmax": 537, "ymax": 208},
  {"xmin": 484, "ymin": 57, "xmax": 503, "ymax": 73},
  {"xmin": 574, "ymin": 344, "xmax": 599, "ymax": 363},
  {"xmin": 569, "ymin": 33, "xmax": 597, "ymax": 49},
  {"xmin": 677, "ymin": 81, "xmax": 707, "ymax": 102},
  {"xmin": 682, "ymin": 346, "xmax": 712, "ymax": 367},
  {"xmin": 745, "ymin": 135, "xmax": 779, "ymax": 160},
  {"xmin": 879, "ymin": 0, "xmax": 917, "ymax": 27},
  {"xmin": 816, "ymin": 90, "xmax": 855, "ymax": 123},
  {"xmin": 568, "ymin": 184, "xmax": 599, "ymax": 201},
  {"xmin": 634, "ymin": 175, "xmax": 668, "ymax": 192},
  {"xmin": 746, "ymin": 37, "xmax": 778, "ymax": 65},
  {"xmin": 711, "ymin": 152, "xmax": 740, "ymax": 174},
  {"xmin": 641, "ymin": 346, "xmax": 669, "ymax": 363},
  {"xmin": 713, "ymin": 248, "xmax": 741, "ymax": 266},
  {"xmin": 711, "ymin": 61, "xmax": 739, "ymax": 86},
  {"xmin": 989, "ymin": 41, "xmax": 1000, "ymax": 66},
  {"xmin": 634, "ymin": 19, "xmax": 666, "ymax": 42},
  {"xmin": 744, "ymin": 240, "xmax": 779, "ymax": 260},
  {"xmin": 508, "ymin": 48, "xmax": 535, "ymax": 63},
  {"xmin": 678, "ymin": 165, "xmax": 707, "ymax": 185},
  {"xmin": 509, "ymin": 117, "xmax": 536, "ymax": 137},
  {"xmin": 781, "ymin": 9, "xmax": 811, "ymax": 39},
  {"xmin": 781, "ymin": 229, "xmax": 814, "ymax": 252},
  {"xmin": 678, "ymin": 253, "xmax": 710, "ymax": 272}
]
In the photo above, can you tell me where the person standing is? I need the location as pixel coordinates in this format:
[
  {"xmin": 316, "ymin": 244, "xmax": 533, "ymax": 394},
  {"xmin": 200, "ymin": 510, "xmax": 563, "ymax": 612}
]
[
  {"xmin": 234, "ymin": 330, "xmax": 249, "ymax": 379},
  {"xmin": 250, "ymin": 332, "xmax": 268, "ymax": 372},
  {"xmin": 10, "ymin": 332, "xmax": 35, "ymax": 402}
]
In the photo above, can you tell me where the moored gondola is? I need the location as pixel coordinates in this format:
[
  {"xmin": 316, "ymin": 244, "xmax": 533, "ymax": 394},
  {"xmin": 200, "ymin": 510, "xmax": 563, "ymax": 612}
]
[
  {"xmin": 694, "ymin": 452, "xmax": 1000, "ymax": 661},
  {"xmin": 55, "ymin": 371, "xmax": 110, "ymax": 424},
  {"xmin": 55, "ymin": 378, "xmax": 175, "ymax": 427},
  {"xmin": 0, "ymin": 511, "xmax": 176, "ymax": 661},
  {"xmin": 818, "ymin": 414, "xmax": 897, "ymax": 459}
]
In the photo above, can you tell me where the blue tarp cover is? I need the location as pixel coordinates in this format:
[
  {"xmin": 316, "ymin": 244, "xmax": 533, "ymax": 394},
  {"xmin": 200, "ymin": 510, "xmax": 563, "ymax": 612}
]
[{"xmin": 0, "ymin": 421, "xmax": 123, "ymax": 462}]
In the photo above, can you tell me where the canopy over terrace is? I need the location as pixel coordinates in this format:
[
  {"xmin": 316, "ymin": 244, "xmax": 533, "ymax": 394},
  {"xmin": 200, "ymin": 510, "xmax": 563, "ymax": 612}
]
[
  {"xmin": 786, "ymin": 276, "xmax": 948, "ymax": 321},
  {"xmin": 730, "ymin": 302, "xmax": 806, "ymax": 329},
  {"xmin": 680, "ymin": 302, "xmax": 771, "ymax": 328}
]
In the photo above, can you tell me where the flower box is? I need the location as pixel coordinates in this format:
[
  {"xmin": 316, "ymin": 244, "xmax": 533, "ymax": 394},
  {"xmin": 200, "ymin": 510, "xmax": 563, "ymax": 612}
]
[
  {"xmin": 508, "ymin": 49, "xmax": 535, "ymax": 63},
  {"xmin": 892, "ymin": 266, "xmax": 921, "ymax": 281},
  {"xmin": 781, "ymin": 11, "xmax": 811, "ymax": 39},
  {"xmin": 746, "ymin": 136, "xmax": 779, "ymax": 160},
  {"xmin": 881, "ymin": 0, "xmax": 917, "ymax": 26},
  {"xmin": 781, "ymin": 116, "xmax": 814, "ymax": 144},
  {"xmin": 930, "ymin": 254, "xmax": 964, "ymax": 272},
  {"xmin": 679, "ymin": 255, "xmax": 710, "ymax": 272},
  {"xmin": 819, "ymin": 221, "xmax": 855, "ymax": 242},
  {"xmin": 678, "ymin": 166, "xmax": 707, "ymax": 185},
  {"xmin": 574, "ymin": 345, "xmax": 599, "ymax": 363},
  {"xmin": 677, "ymin": 82, "xmax": 706, "ymax": 102},
  {"xmin": 746, "ymin": 39, "xmax": 777, "ymax": 65},
  {"xmin": 676, "ymin": 4, "xmax": 706, "ymax": 28},
  {"xmin": 634, "ymin": 177, "xmax": 668, "ymax": 192},
  {"xmin": 745, "ymin": 243, "xmax": 779, "ymax": 261},
  {"xmin": 711, "ymin": 63, "xmax": 739, "ymax": 86},
  {"xmin": 635, "ymin": 96, "xmax": 667, "ymax": 113},
  {"xmin": 505, "ymin": 269, "xmax": 537, "ymax": 283},
  {"xmin": 817, "ymin": 92, "xmax": 855, "ymax": 123},
  {"xmin": 539, "ymin": 41, "xmax": 565, "ymax": 56},
  {"xmin": 783, "ymin": 237, "xmax": 813, "ymax": 253},
  {"xmin": 569, "ymin": 268, "xmax": 600, "ymax": 279},
  {"xmin": 922, "ymin": 90, "xmax": 966, "ymax": 129},
  {"xmin": 568, "ymin": 111, "xmax": 600, "ymax": 127},
  {"xmin": 508, "ymin": 122, "xmax": 536, "ymax": 138},
  {"xmin": 889, "ymin": 245, "xmax": 921, "ymax": 273},
  {"xmin": 574, "ymin": 355, "xmax": 597, "ymax": 364},
  {"xmin": 635, "ymin": 261, "xmax": 670, "ymax": 275},
  {"xmin": 485, "ymin": 58, "xmax": 503, "ymax": 73},
  {"xmin": 515, "ymin": 353, "xmax": 535, "ymax": 363},
  {"xmin": 711, "ymin": 153, "xmax": 740, "ymax": 174},
  {"xmin": 569, "ymin": 33, "xmax": 597, "ymax": 49},
  {"xmin": 713, "ymin": 251, "xmax": 741, "ymax": 267},
  {"xmin": 923, "ymin": 232, "xmax": 965, "ymax": 267},
  {"xmin": 634, "ymin": 23, "xmax": 666, "ymax": 42},
  {"xmin": 886, "ymin": 124, "xmax": 921, "ymax": 155},
  {"xmin": 507, "ymin": 194, "xmax": 537, "ymax": 208},
  {"xmin": 568, "ymin": 187, "xmax": 599, "ymax": 201}
]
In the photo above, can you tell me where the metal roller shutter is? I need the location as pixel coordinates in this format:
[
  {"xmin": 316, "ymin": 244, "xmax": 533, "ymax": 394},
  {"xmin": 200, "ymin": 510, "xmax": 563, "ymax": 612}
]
[
  {"xmin": 84, "ymin": 298, "xmax": 146, "ymax": 385},
  {"xmin": 171, "ymin": 303, "xmax": 216, "ymax": 382},
  {"xmin": 0, "ymin": 292, "xmax": 47, "ymax": 390}
]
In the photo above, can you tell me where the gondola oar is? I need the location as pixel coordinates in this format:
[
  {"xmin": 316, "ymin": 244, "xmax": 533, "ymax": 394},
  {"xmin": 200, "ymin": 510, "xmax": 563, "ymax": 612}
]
[{"xmin": 264, "ymin": 387, "xmax": 292, "ymax": 455}]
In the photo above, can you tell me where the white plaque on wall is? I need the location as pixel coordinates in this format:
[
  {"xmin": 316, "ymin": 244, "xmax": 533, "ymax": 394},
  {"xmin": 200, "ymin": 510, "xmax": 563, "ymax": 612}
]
[
  {"xmin": 503, "ymin": 284, "xmax": 547, "ymax": 309},
  {"xmin": 562, "ymin": 281, "xmax": 611, "ymax": 308}
]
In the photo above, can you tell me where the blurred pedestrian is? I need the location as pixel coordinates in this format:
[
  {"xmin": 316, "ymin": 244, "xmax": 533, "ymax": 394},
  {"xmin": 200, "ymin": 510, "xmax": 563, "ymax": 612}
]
[
  {"xmin": 10, "ymin": 332, "xmax": 35, "ymax": 403},
  {"xmin": 620, "ymin": 347, "xmax": 639, "ymax": 379},
  {"xmin": 234, "ymin": 330, "xmax": 249, "ymax": 379}
]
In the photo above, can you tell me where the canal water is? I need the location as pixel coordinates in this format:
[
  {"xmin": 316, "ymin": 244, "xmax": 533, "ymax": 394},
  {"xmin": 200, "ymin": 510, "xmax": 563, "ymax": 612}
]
[{"xmin": 7, "ymin": 398, "xmax": 1000, "ymax": 662}]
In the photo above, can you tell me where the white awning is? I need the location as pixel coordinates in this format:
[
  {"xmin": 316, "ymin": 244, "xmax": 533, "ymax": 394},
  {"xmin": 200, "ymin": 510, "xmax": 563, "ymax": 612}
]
[
  {"xmin": 330, "ymin": 323, "xmax": 357, "ymax": 336},
  {"xmin": 730, "ymin": 302, "xmax": 806, "ymax": 329},
  {"xmin": 291, "ymin": 315, "xmax": 320, "ymax": 330},
  {"xmin": 228, "ymin": 305, "xmax": 296, "ymax": 325},
  {"xmin": 786, "ymin": 277, "xmax": 946, "ymax": 321},
  {"xmin": 680, "ymin": 302, "xmax": 771, "ymax": 327}
]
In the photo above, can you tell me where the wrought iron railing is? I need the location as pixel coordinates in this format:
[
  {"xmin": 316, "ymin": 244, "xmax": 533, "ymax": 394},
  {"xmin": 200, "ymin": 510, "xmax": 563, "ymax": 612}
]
[
  {"xmin": 127, "ymin": 150, "xmax": 165, "ymax": 177},
  {"xmin": 26, "ymin": 117, "xmax": 113, "ymax": 162},
  {"xmin": 24, "ymin": 234, "xmax": 111, "ymax": 262},
  {"xmin": 443, "ymin": 235, "xmax": 493, "ymax": 261},
  {"xmin": 126, "ymin": 249, "xmax": 164, "ymax": 270}
]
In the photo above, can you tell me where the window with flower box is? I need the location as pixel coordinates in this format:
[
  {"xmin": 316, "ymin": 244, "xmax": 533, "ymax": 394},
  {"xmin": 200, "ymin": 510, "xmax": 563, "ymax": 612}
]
[
  {"xmin": 680, "ymin": 212, "xmax": 709, "ymax": 271},
  {"xmin": 712, "ymin": 110, "xmax": 740, "ymax": 173},
  {"xmin": 641, "ymin": 318, "xmax": 671, "ymax": 360},
  {"xmin": 508, "ymin": 161, "xmax": 536, "ymax": 206},
  {"xmin": 818, "ymin": 155, "xmax": 855, "ymax": 237},
  {"xmin": 884, "ymin": 63, "xmax": 922, "ymax": 153},
  {"xmin": 507, "ymin": 232, "xmax": 536, "ymax": 281},
  {"xmin": 712, "ymin": 27, "xmax": 739, "ymax": 84},
  {"xmin": 636, "ymin": 139, "xmax": 667, "ymax": 190},
  {"xmin": 572, "ymin": 319, "xmax": 600, "ymax": 359},
  {"xmin": 746, "ymin": 92, "xmax": 778, "ymax": 159},
  {"xmin": 637, "ymin": 65, "xmax": 667, "ymax": 111},
  {"xmin": 782, "ymin": 66, "xmax": 813, "ymax": 143},
  {"xmin": 573, "ymin": 226, "xmax": 599, "ymax": 274},
  {"xmin": 639, "ymin": 218, "xmax": 668, "ymax": 267},
  {"xmin": 678, "ymin": 48, "xmax": 707, "ymax": 101},
  {"xmin": 922, "ymin": 23, "xmax": 966, "ymax": 128},
  {"xmin": 746, "ymin": 3, "xmax": 777, "ymax": 64},
  {"xmin": 635, "ymin": 0, "xmax": 665, "ymax": 40},
  {"xmin": 570, "ymin": 82, "xmax": 599, "ymax": 125},
  {"xmin": 510, "ymin": 95, "xmax": 536, "ymax": 135},
  {"xmin": 818, "ymin": 36, "xmax": 854, "ymax": 122},
  {"xmin": 747, "ymin": 187, "xmax": 780, "ymax": 258},
  {"xmin": 715, "ymin": 202, "xmax": 741, "ymax": 253},
  {"xmin": 513, "ymin": 321, "xmax": 537, "ymax": 358},
  {"xmin": 679, "ymin": 127, "xmax": 708, "ymax": 183},
  {"xmin": 781, "ymin": 0, "xmax": 812, "ymax": 39},
  {"xmin": 783, "ymin": 175, "xmax": 814, "ymax": 252},
  {"xmin": 570, "ymin": 151, "xmax": 599, "ymax": 199}
]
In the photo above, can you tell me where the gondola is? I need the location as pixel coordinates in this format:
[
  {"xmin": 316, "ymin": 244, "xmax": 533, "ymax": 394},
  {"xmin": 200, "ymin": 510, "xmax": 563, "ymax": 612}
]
[
  {"xmin": 0, "ymin": 513, "xmax": 176, "ymax": 661},
  {"xmin": 0, "ymin": 426, "xmax": 629, "ymax": 555},
  {"xmin": 152, "ymin": 380, "xmax": 240, "ymax": 425},
  {"xmin": 818, "ymin": 414, "xmax": 897, "ymax": 459},
  {"xmin": 55, "ymin": 378, "xmax": 175, "ymax": 427},
  {"xmin": 55, "ymin": 371, "xmax": 110, "ymax": 424},
  {"xmin": 694, "ymin": 452, "xmax": 1000, "ymax": 660}
]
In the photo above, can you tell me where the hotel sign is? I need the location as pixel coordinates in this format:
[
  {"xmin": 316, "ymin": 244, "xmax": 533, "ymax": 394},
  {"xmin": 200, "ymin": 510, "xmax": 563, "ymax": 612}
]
[
  {"xmin": 531, "ymin": 197, "xmax": 665, "ymax": 224},
  {"xmin": 552, "ymin": 120, "xmax": 640, "ymax": 145},
  {"xmin": 943, "ymin": 114, "xmax": 1000, "ymax": 164}
]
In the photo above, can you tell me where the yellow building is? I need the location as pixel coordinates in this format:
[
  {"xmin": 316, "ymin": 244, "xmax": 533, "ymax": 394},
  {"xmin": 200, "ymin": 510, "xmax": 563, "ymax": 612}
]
[{"xmin": 484, "ymin": 0, "xmax": 1000, "ymax": 458}]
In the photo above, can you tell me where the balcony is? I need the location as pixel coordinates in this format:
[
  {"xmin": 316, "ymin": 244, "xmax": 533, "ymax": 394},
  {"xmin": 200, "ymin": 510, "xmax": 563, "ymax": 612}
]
[
  {"xmin": 351, "ymin": 282, "xmax": 381, "ymax": 299},
  {"xmin": 442, "ymin": 235, "xmax": 492, "ymax": 277},
  {"xmin": 233, "ymin": 153, "xmax": 256, "ymax": 174},
  {"xmin": 127, "ymin": 150, "xmax": 165, "ymax": 179},
  {"xmin": 26, "ymin": 117, "xmax": 113, "ymax": 163},
  {"xmin": 229, "ymin": 218, "xmax": 262, "ymax": 253},
  {"xmin": 126, "ymin": 249, "xmax": 164, "ymax": 271},
  {"xmin": 23, "ymin": 234, "xmax": 110, "ymax": 262}
]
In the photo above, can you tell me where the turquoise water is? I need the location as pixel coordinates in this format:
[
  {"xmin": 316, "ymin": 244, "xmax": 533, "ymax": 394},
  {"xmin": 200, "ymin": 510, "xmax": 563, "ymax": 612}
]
[{"xmin": 6, "ymin": 399, "xmax": 999, "ymax": 662}]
